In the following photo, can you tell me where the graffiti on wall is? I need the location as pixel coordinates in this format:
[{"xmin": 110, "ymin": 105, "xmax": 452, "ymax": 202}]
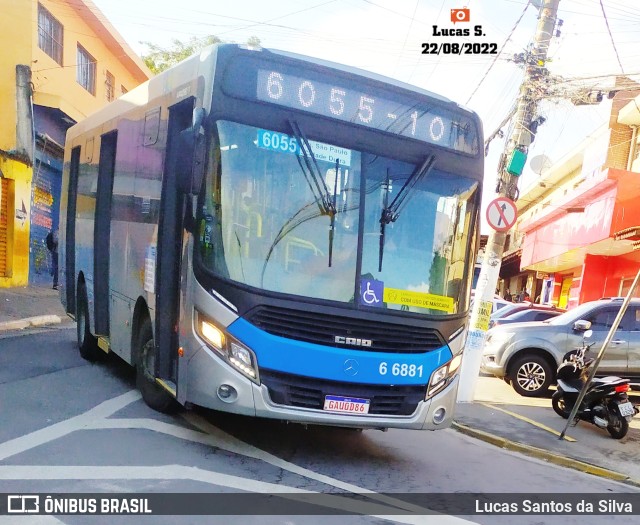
[{"xmin": 30, "ymin": 159, "xmax": 61, "ymax": 284}]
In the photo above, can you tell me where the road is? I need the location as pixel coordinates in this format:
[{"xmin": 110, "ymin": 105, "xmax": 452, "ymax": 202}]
[{"xmin": 0, "ymin": 326, "xmax": 638, "ymax": 524}]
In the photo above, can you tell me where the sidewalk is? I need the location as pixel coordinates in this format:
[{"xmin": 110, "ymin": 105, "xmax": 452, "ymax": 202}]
[
  {"xmin": 454, "ymin": 377, "xmax": 640, "ymax": 487},
  {"xmin": 1, "ymin": 286, "xmax": 639, "ymax": 487},
  {"xmin": 0, "ymin": 284, "xmax": 69, "ymax": 332}
]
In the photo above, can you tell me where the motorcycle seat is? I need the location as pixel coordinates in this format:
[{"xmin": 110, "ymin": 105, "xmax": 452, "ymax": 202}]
[
  {"xmin": 592, "ymin": 376, "xmax": 628, "ymax": 386},
  {"xmin": 557, "ymin": 379, "xmax": 582, "ymax": 392}
]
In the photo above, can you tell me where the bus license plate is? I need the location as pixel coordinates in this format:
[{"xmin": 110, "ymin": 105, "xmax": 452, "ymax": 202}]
[
  {"xmin": 323, "ymin": 395, "xmax": 370, "ymax": 415},
  {"xmin": 617, "ymin": 401, "xmax": 635, "ymax": 417}
]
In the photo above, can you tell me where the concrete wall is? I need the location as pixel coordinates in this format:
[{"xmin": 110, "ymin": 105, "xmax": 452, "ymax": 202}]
[
  {"xmin": 31, "ymin": 0, "xmax": 150, "ymax": 123},
  {"xmin": 0, "ymin": 0, "xmax": 150, "ymax": 287},
  {"xmin": 0, "ymin": 0, "xmax": 33, "ymax": 153}
]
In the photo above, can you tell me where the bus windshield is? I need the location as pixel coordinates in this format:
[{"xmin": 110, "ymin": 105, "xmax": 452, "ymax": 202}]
[{"xmin": 198, "ymin": 120, "xmax": 479, "ymax": 315}]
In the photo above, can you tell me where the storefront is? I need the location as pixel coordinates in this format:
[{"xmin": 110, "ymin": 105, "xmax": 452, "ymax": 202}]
[{"xmin": 519, "ymin": 167, "xmax": 640, "ymax": 307}]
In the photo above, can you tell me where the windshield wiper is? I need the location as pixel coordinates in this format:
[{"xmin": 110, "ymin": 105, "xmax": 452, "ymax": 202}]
[
  {"xmin": 289, "ymin": 120, "xmax": 335, "ymax": 216},
  {"xmin": 378, "ymin": 154, "xmax": 436, "ymax": 271},
  {"xmin": 289, "ymin": 120, "xmax": 338, "ymax": 267}
]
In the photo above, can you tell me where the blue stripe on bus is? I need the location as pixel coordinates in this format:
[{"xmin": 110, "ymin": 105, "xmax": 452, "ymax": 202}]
[{"xmin": 226, "ymin": 317, "xmax": 452, "ymax": 385}]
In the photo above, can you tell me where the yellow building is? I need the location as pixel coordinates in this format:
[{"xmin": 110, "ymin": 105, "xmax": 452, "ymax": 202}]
[{"xmin": 0, "ymin": 0, "xmax": 150, "ymax": 287}]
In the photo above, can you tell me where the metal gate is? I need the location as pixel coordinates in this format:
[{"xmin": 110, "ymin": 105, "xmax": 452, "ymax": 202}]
[
  {"xmin": 29, "ymin": 152, "xmax": 62, "ymax": 285},
  {"xmin": 0, "ymin": 177, "xmax": 9, "ymax": 277}
]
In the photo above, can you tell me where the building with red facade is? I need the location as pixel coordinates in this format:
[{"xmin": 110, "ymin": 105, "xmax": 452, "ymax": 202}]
[{"xmin": 500, "ymin": 84, "xmax": 640, "ymax": 309}]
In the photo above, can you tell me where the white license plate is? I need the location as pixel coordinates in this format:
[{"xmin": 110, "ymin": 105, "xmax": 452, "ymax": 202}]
[
  {"xmin": 323, "ymin": 395, "xmax": 370, "ymax": 414},
  {"xmin": 618, "ymin": 401, "xmax": 635, "ymax": 417}
]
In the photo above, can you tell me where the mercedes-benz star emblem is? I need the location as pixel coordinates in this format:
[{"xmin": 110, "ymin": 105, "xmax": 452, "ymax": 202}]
[{"xmin": 343, "ymin": 359, "xmax": 359, "ymax": 376}]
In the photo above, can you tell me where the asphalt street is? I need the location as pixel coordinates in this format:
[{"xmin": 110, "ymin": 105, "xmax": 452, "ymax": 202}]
[{"xmin": 1, "ymin": 326, "xmax": 639, "ymax": 524}]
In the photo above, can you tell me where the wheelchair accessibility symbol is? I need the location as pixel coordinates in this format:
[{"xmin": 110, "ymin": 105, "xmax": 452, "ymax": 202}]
[{"xmin": 360, "ymin": 279, "xmax": 383, "ymax": 308}]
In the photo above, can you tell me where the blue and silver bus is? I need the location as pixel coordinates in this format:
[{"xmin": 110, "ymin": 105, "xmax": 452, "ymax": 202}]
[{"xmin": 59, "ymin": 44, "xmax": 483, "ymax": 430}]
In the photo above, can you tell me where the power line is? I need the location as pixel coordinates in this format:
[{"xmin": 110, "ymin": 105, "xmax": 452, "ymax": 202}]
[
  {"xmin": 360, "ymin": 0, "xmax": 430, "ymax": 25},
  {"xmin": 465, "ymin": 0, "xmax": 532, "ymax": 105},
  {"xmin": 411, "ymin": 0, "xmax": 446, "ymax": 84},
  {"xmin": 393, "ymin": 0, "xmax": 420, "ymax": 77},
  {"xmin": 599, "ymin": 0, "xmax": 626, "ymax": 75},
  {"xmin": 503, "ymin": 0, "xmax": 640, "ymax": 22},
  {"xmin": 214, "ymin": 0, "xmax": 339, "ymax": 38}
]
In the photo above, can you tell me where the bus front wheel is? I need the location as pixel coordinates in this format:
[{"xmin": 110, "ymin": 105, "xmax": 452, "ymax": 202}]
[{"xmin": 136, "ymin": 317, "xmax": 177, "ymax": 414}]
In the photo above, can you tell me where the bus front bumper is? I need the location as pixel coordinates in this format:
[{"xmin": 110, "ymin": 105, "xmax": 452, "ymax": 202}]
[{"xmin": 186, "ymin": 344, "xmax": 459, "ymax": 431}]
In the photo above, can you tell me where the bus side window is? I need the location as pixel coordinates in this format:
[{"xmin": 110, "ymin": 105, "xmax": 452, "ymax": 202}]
[{"xmin": 143, "ymin": 108, "xmax": 161, "ymax": 146}]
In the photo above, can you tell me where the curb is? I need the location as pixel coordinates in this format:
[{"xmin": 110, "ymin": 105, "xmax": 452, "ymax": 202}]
[
  {"xmin": 452, "ymin": 421, "xmax": 640, "ymax": 488},
  {"xmin": 0, "ymin": 315, "xmax": 62, "ymax": 333}
]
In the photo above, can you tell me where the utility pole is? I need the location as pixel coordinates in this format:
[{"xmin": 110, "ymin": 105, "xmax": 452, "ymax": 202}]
[{"xmin": 458, "ymin": 0, "xmax": 561, "ymax": 402}]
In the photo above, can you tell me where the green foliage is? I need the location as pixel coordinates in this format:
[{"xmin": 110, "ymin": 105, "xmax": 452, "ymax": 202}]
[
  {"xmin": 141, "ymin": 35, "xmax": 261, "ymax": 75},
  {"xmin": 246, "ymin": 36, "xmax": 261, "ymax": 48}
]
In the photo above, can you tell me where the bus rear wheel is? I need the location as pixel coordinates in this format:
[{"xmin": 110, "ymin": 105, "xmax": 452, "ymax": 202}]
[
  {"xmin": 76, "ymin": 282, "xmax": 101, "ymax": 361},
  {"xmin": 136, "ymin": 317, "xmax": 177, "ymax": 414}
]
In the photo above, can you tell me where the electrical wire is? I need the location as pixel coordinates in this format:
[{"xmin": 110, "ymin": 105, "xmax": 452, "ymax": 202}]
[
  {"xmin": 393, "ymin": 0, "xmax": 421, "ymax": 78},
  {"xmin": 599, "ymin": 0, "xmax": 626, "ymax": 75},
  {"xmin": 465, "ymin": 0, "xmax": 531, "ymax": 105},
  {"xmin": 214, "ymin": 0, "xmax": 339, "ymax": 38},
  {"xmin": 410, "ymin": 0, "xmax": 446, "ymax": 84},
  {"xmin": 503, "ymin": 0, "xmax": 640, "ymax": 22}
]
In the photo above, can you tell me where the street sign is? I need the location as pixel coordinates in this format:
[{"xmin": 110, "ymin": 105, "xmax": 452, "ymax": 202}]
[{"xmin": 486, "ymin": 196, "xmax": 517, "ymax": 232}]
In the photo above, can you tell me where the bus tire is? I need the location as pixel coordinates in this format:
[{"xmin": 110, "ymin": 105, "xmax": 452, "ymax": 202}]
[
  {"xmin": 136, "ymin": 317, "xmax": 178, "ymax": 414},
  {"xmin": 76, "ymin": 282, "xmax": 101, "ymax": 361}
]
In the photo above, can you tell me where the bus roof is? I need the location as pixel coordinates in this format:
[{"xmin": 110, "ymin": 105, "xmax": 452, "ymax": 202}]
[
  {"xmin": 66, "ymin": 43, "xmax": 478, "ymax": 144},
  {"xmin": 264, "ymin": 47, "xmax": 463, "ymax": 108}
]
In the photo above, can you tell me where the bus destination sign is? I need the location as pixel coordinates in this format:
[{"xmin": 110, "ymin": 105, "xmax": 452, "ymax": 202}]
[{"xmin": 255, "ymin": 69, "xmax": 478, "ymax": 154}]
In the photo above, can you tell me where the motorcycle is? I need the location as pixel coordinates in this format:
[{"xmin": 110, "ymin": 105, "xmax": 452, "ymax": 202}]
[{"xmin": 551, "ymin": 330, "xmax": 638, "ymax": 439}]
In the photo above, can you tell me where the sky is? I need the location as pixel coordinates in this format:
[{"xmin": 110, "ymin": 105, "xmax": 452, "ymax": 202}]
[{"xmin": 91, "ymin": 0, "xmax": 640, "ymax": 232}]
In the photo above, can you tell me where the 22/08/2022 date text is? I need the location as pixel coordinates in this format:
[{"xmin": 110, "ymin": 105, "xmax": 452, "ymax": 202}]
[{"xmin": 421, "ymin": 42, "xmax": 498, "ymax": 55}]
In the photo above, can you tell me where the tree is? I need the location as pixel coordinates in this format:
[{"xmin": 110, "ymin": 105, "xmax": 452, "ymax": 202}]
[{"xmin": 142, "ymin": 35, "xmax": 261, "ymax": 74}]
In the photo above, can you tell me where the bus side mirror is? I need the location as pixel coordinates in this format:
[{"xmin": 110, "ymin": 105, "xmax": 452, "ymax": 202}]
[{"xmin": 176, "ymin": 108, "xmax": 206, "ymax": 195}]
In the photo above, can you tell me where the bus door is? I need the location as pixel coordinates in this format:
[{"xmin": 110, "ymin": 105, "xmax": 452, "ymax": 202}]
[
  {"xmin": 154, "ymin": 98, "xmax": 194, "ymax": 385},
  {"xmin": 64, "ymin": 146, "xmax": 81, "ymax": 315},
  {"xmin": 94, "ymin": 131, "xmax": 117, "ymax": 336}
]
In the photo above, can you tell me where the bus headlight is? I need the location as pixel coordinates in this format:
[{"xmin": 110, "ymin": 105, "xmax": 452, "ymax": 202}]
[
  {"xmin": 200, "ymin": 320, "xmax": 225, "ymax": 350},
  {"xmin": 229, "ymin": 342, "xmax": 257, "ymax": 379},
  {"xmin": 197, "ymin": 312, "xmax": 259, "ymax": 382},
  {"xmin": 427, "ymin": 354, "xmax": 463, "ymax": 399}
]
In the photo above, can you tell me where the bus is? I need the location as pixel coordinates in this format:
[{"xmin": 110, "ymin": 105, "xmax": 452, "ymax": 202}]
[{"xmin": 59, "ymin": 44, "xmax": 483, "ymax": 431}]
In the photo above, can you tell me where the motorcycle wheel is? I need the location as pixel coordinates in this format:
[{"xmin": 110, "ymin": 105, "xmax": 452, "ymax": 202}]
[
  {"xmin": 551, "ymin": 390, "xmax": 572, "ymax": 419},
  {"xmin": 607, "ymin": 414, "xmax": 629, "ymax": 439}
]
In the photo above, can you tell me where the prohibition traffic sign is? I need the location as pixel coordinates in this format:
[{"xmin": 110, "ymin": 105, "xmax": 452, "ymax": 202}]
[{"xmin": 486, "ymin": 196, "xmax": 517, "ymax": 232}]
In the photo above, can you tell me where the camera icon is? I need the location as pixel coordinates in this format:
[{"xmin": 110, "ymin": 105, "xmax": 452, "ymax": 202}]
[{"xmin": 451, "ymin": 8, "xmax": 470, "ymax": 23}]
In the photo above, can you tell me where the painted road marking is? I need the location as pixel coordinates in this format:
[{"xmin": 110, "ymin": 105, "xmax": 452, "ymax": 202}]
[
  {"xmin": 0, "ymin": 517, "xmax": 65, "ymax": 524},
  {"xmin": 0, "ymin": 465, "xmax": 476, "ymax": 525},
  {"xmin": 482, "ymin": 402, "xmax": 576, "ymax": 441},
  {"xmin": 0, "ymin": 392, "xmax": 478, "ymax": 525},
  {"xmin": 0, "ymin": 390, "xmax": 141, "ymax": 462}
]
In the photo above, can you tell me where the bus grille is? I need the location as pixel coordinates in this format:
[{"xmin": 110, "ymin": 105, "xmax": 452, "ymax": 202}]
[
  {"xmin": 260, "ymin": 369, "xmax": 426, "ymax": 416},
  {"xmin": 244, "ymin": 306, "xmax": 444, "ymax": 354}
]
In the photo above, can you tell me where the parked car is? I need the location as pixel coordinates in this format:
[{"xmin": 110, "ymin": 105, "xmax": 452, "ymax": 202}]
[
  {"xmin": 492, "ymin": 307, "xmax": 564, "ymax": 327},
  {"xmin": 489, "ymin": 303, "xmax": 565, "ymax": 328},
  {"xmin": 470, "ymin": 292, "xmax": 511, "ymax": 314},
  {"xmin": 481, "ymin": 298, "xmax": 640, "ymax": 397}
]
